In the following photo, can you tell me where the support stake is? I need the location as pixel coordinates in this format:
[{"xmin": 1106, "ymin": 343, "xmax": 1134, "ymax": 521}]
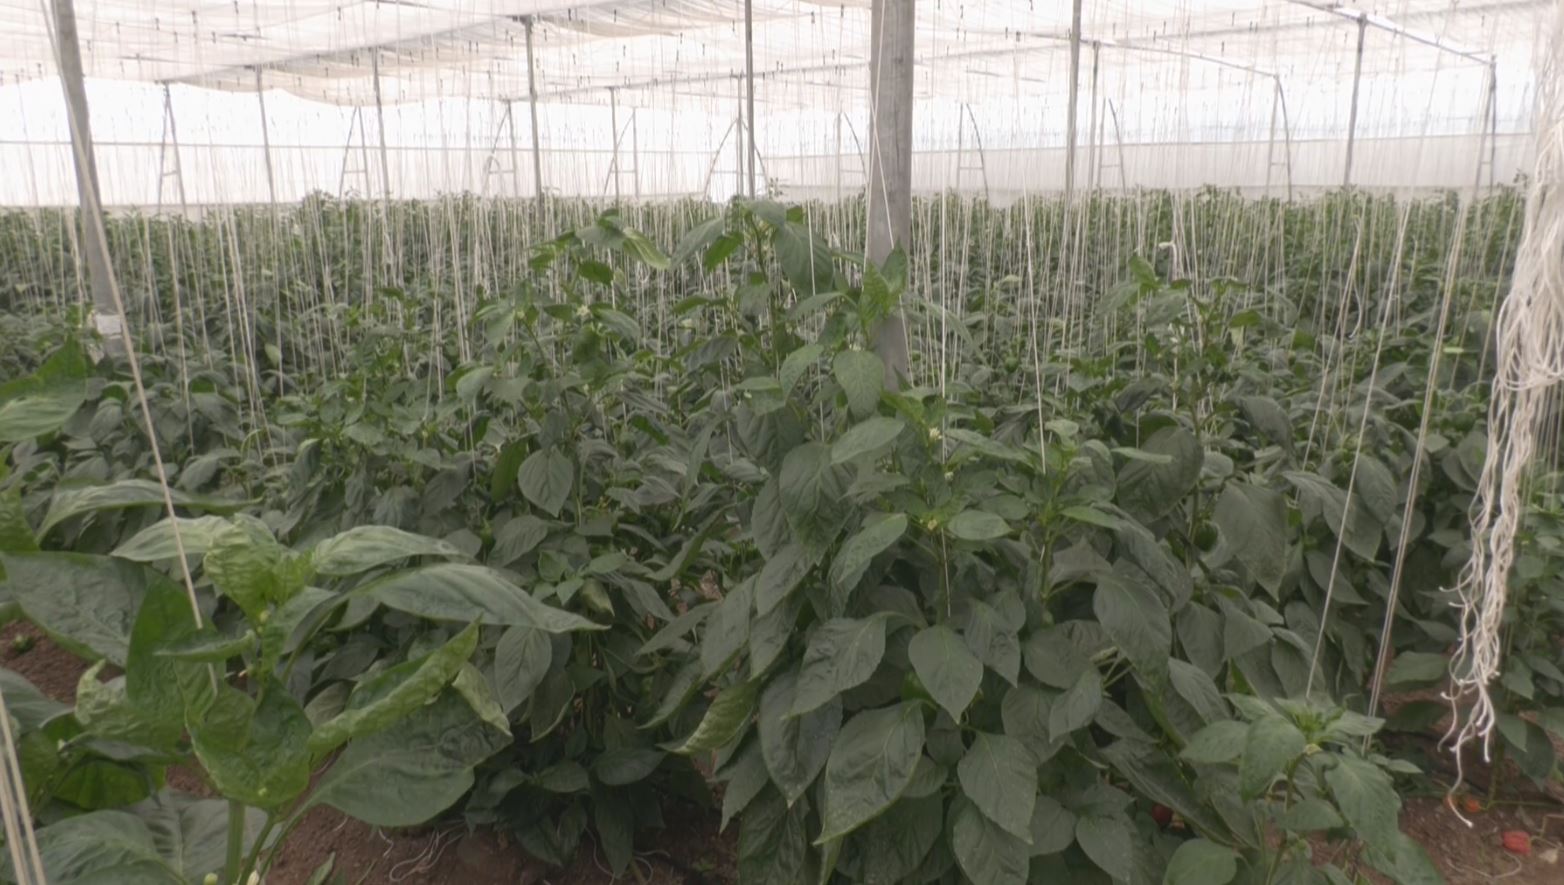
[
  {"xmin": 254, "ymin": 69, "xmax": 278, "ymax": 205},
  {"xmin": 744, "ymin": 0, "xmax": 757, "ymax": 197},
  {"xmin": 524, "ymin": 17, "xmax": 545, "ymax": 201},
  {"xmin": 866, "ymin": 0, "xmax": 913, "ymax": 389},
  {"xmin": 1343, "ymin": 14, "xmax": 1367, "ymax": 188},
  {"xmin": 1064, "ymin": 0, "xmax": 1083, "ymax": 199}
]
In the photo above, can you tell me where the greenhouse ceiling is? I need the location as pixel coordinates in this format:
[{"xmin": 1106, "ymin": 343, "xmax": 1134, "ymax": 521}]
[{"xmin": 0, "ymin": 1, "xmax": 1547, "ymax": 109}]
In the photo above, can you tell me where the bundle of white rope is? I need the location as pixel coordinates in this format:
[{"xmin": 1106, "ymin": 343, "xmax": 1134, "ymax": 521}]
[{"xmin": 1447, "ymin": 1, "xmax": 1564, "ymax": 780}]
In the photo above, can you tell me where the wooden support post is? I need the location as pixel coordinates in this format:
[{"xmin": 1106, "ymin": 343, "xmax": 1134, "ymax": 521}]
[
  {"xmin": 1343, "ymin": 14, "xmax": 1367, "ymax": 188},
  {"xmin": 50, "ymin": 0, "xmax": 122, "ymax": 356},
  {"xmin": 524, "ymin": 17, "xmax": 545, "ymax": 200},
  {"xmin": 866, "ymin": 0, "xmax": 913, "ymax": 388}
]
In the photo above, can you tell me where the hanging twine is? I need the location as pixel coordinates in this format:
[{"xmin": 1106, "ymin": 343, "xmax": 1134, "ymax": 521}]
[{"xmin": 1446, "ymin": 2, "xmax": 1564, "ymax": 787}]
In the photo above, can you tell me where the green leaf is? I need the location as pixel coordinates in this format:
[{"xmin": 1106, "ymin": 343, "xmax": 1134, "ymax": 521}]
[
  {"xmin": 594, "ymin": 747, "xmax": 665, "ymax": 786},
  {"xmin": 190, "ymin": 680, "xmax": 313, "ymax": 809},
  {"xmin": 908, "ymin": 625, "xmax": 983, "ymax": 721},
  {"xmin": 310, "ymin": 693, "xmax": 509, "ymax": 827},
  {"xmin": 791, "ymin": 615, "xmax": 890, "ymax": 717},
  {"xmin": 0, "ymin": 552, "xmax": 143, "ymax": 665},
  {"xmin": 1061, "ymin": 505, "xmax": 1121, "ymax": 529},
  {"xmin": 1237, "ymin": 395, "xmax": 1293, "ymax": 453},
  {"xmin": 490, "ymin": 514, "xmax": 550, "ymax": 567},
  {"xmin": 1211, "ymin": 482, "xmax": 1288, "ymax": 594},
  {"xmin": 1181, "ymin": 720, "xmax": 1249, "ymax": 764},
  {"xmin": 1278, "ymin": 798, "xmax": 1345, "ymax": 831},
  {"xmin": 112, "ymin": 516, "xmax": 231, "ymax": 562},
  {"xmin": 1239, "ymin": 715, "xmax": 1307, "ymax": 798},
  {"xmin": 1049, "ymin": 667, "xmax": 1103, "ymax": 739},
  {"xmin": 1163, "ymin": 838, "xmax": 1239, "ymax": 885},
  {"xmin": 829, "ymin": 513, "xmax": 907, "ymax": 600},
  {"xmin": 517, "ymin": 448, "xmax": 573, "ymax": 517},
  {"xmin": 1385, "ymin": 652, "xmax": 1448, "ymax": 688},
  {"xmin": 1168, "ymin": 658, "xmax": 1227, "ymax": 726},
  {"xmin": 857, "ymin": 793, "xmax": 943, "ymax": 885},
  {"xmin": 759, "ymin": 669, "xmax": 841, "ymax": 805},
  {"xmin": 354, "ymin": 564, "xmax": 603, "ymax": 632},
  {"xmin": 963, "ymin": 598, "xmax": 1021, "ymax": 685},
  {"xmin": 774, "ymin": 220, "xmax": 834, "ymax": 296},
  {"xmin": 1093, "ymin": 574, "xmax": 1171, "ymax": 688},
  {"xmin": 452, "ymin": 663, "xmax": 510, "ymax": 736},
  {"xmin": 1324, "ymin": 755, "xmax": 1400, "ymax": 845},
  {"xmin": 492, "ymin": 625, "xmax": 552, "ymax": 712},
  {"xmin": 0, "ymin": 340, "xmax": 87, "ymax": 443},
  {"xmin": 946, "ymin": 509, "xmax": 1009, "ymax": 541},
  {"xmin": 817, "ymin": 702, "xmax": 925, "ymax": 842},
  {"xmin": 40, "ymin": 479, "xmax": 243, "ymax": 536},
  {"xmin": 203, "ymin": 520, "xmax": 310, "ymax": 619},
  {"xmin": 668, "ymin": 680, "xmax": 758, "ymax": 754},
  {"xmin": 778, "ymin": 443, "xmax": 851, "ymax": 557},
  {"xmin": 738, "ymin": 789, "xmax": 810, "ymax": 885},
  {"xmin": 720, "ymin": 739, "xmax": 770, "ymax": 832},
  {"xmin": 701, "ymin": 579, "xmax": 753, "ymax": 677},
  {"xmin": 1028, "ymin": 796, "xmax": 1076, "ymax": 855},
  {"xmin": 310, "ymin": 525, "xmax": 465, "ymax": 576},
  {"xmin": 28, "ymin": 792, "xmax": 264, "ymax": 885},
  {"xmin": 957, "ymin": 732, "xmax": 1036, "ymax": 841},
  {"xmin": 1116, "ymin": 427, "xmax": 1202, "ymax": 522},
  {"xmin": 833, "ymin": 349, "xmax": 884, "ymax": 419},
  {"xmin": 309, "ymin": 622, "xmax": 479, "ymax": 755},
  {"xmin": 780, "ymin": 344, "xmax": 823, "ymax": 396},
  {"xmin": 125, "ymin": 575, "xmax": 200, "ymax": 741},
  {"xmin": 1284, "ymin": 471, "xmax": 1381, "ymax": 561},
  {"xmin": 755, "ymin": 544, "xmax": 812, "ymax": 617},
  {"xmin": 832, "ymin": 417, "xmax": 905, "ymax": 464},
  {"xmin": 950, "ymin": 796, "xmax": 1029, "ymax": 885},
  {"xmin": 1074, "ymin": 813, "xmax": 1133, "ymax": 882}
]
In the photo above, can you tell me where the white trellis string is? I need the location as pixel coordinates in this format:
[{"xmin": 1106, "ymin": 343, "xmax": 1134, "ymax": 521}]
[{"xmin": 1446, "ymin": 0, "xmax": 1564, "ymax": 784}]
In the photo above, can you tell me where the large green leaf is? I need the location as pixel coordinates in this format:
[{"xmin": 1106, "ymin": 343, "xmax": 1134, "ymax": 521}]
[
  {"xmin": 1324, "ymin": 754, "xmax": 1400, "ymax": 846},
  {"xmin": 1180, "ymin": 720, "xmax": 1249, "ymax": 764},
  {"xmin": 949, "ymin": 796, "xmax": 1029, "ymax": 885},
  {"xmin": 1284, "ymin": 471, "xmax": 1381, "ymax": 561},
  {"xmin": 755, "ymin": 544, "xmax": 812, "ymax": 617},
  {"xmin": 517, "ymin": 447, "xmax": 574, "ymax": 517},
  {"xmin": 189, "ymin": 680, "xmax": 313, "ymax": 809},
  {"xmin": 40, "ymin": 480, "xmax": 243, "ymax": 536},
  {"xmin": 956, "ymin": 732, "xmax": 1036, "ymax": 841},
  {"xmin": 310, "ymin": 525, "xmax": 465, "ymax": 576},
  {"xmin": 962, "ymin": 598, "xmax": 1021, "ymax": 685},
  {"xmin": 1163, "ymin": 838, "xmax": 1239, "ymax": 885},
  {"xmin": 829, "ymin": 513, "xmax": 907, "ymax": 602},
  {"xmin": 1239, "ymin": 715, "xmax": 1307, "ymax": 798},
  {"xmin": 832, "ymin": 417, "xmax": 905, "ymax": 464},
  {"xmin": 1116, "ymin": 427, "xmax": 1202, "ymax": 522},
  {"xmin": 0, "ymin": 552, "xmax": 144, "ymax": 665},
  {"xmin": 778, "ymin": 443, "xmax": 851, "ymax": 557},
  {"xmin": 0, "ymin": 339, "xmax": 88, "ymax": 443},
  {"xmin": 202, "ymin": 520, "xmax": 311, "ymax": 619},
  {"xmin": 668, "ymin": 680, "xmax": 758, "ymax": 754},
  {"xmin": 945, "ymin": 509, "xmax": 1009, "ymax": 541},
  {"xmin": 857, "ymin": 793, "xmax": 943, "ymax": 885},
  {"xmin": 28, "ymin": 792, "xmax": 263, "ymax": 885},
  {"xmin": 833, "ymin": 349, "xmax": 884, "ymax": 419},
  {"xmin": 738, "ymin": 789, "xmax": 810, "ymax": 885},
  {"xmin": 1028, "ymin": 796, "xmax": 1076, "ymax": 855},
  {"xmin": 1210, "ymin": 482, "xmax": 1288, "ymax": 594},
  {"xmin": 790, "ymin": 615, "xmax": 890, "ymax": 717},
  {"xmin": 1048, "ymin": 667, "xmax": 1103, "ymax": 739},
  {"xmin": 760, "ymin": 669, "xmax": 841, "ymax": 805},
  {"xmin": 492, "ymin": 625, "xmax": 552, "ymax": 712},
  {"xmin": 774, "ymin": 219, "xmax": 834, "ymax": 296},
  {"xmin": 818, "ymin": 702, "xmax": 926, "ymax": 842},
  {"xmin": 354, "ymin": 564, "xmax": 603, "ymax": 631},
  {"xmin": 309, "ymin": 622, "xmax": 479, "ymax": 754},
  {"xmin": 112, "ymin": 516, "xmax": 231, "ymax": 562},
  {"xmin": 1074, "ymin": 813, "xmax": 1133, "ymax": 882},
  {"xmin": 1093, "ymin": 574, "xmax": 1171, "ymax": 688},
  {"xmin": 908, "ymin": 625, "xmax": 983, "ymax": 721},
  {"xmin": 309, "ymin": 692, "xmax": 509, "ymax": 827},
  {"xmin": 124, "ymin": 575, "xmax": 201, "ymax": 743}
]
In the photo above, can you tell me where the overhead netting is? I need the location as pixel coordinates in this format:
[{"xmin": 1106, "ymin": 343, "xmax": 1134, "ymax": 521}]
[{"xmin": 0, "ymin": 0, "xmax": 1548, "ymax": 206}]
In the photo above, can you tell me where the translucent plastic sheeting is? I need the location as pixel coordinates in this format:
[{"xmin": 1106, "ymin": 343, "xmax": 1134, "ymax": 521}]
[{"xmin": 0, "ymin": 0, "xmax": 1549, "ymax": 205}]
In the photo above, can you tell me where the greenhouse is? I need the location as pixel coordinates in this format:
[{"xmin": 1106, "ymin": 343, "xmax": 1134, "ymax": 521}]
[{"xmin": 0, "ymin": 0, "xmax": 1561, "ymax": 883}]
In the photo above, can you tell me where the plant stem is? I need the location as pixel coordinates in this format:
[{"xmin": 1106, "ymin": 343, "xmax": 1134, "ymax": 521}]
[{"xmin": 224, "ymin": 800, "xmax": 247, "ymax": 884}]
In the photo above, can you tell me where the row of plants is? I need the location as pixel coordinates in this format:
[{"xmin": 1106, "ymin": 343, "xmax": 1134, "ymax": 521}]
[{"xmin": 0, "ymin": 190, "xmax": 1557, "ymax": 885}]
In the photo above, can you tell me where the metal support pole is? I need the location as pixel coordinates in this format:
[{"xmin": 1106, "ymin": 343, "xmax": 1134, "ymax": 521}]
[
  {"xmin": 834, "ymin": 112, "xmax": 843, "ymax": 201},
  {"xmin": 156, "ymin": 84, "xmax": 191, "ymax": 213},
  {"xmin": 1064, "ymin": 0, "xmax": 1083, "ymax": 199},
  {"xmin": 50, "ymin": 0, "xmax": 122, "ymax": 355},
  {"xmin": 1486, "ymin": 58, "xmax": 1499, "ymax": 189},
  {"xmin": 369, "ymin": 53, "xmax": 394, "ymax": 198},
  {"xmin": 254, "ymin": 69, "xmax": 278, "ymax": 205},
  {"xmin": 744, "ymin": 0, "xmax": 757, "ymax": 197},
  {"xmin": 1277, "ymin": 81, "xmax": 1296, "ymax": 202},
  {"xmin": 504, "ymin": 101, "xmax": 522, "ymax": 198},
  {"xmin": 609, "ymin": 88, "xmax": 621, "ymax": 202},
  {"xmin": 524, "ymin": 17, "xmax": 545, "ymax": 200},
  {"xmin": 736, "ymin": 86, "xmax": 744, "ymax": 197},
  {"xmin": 630, "ymin": 109, "xmax": 641, "ymax": 199},
  {"xmin": 866, "ymin": 0, "xmax": 913, "ymax": 389},
  {"xmin": 1088, "ymin": 41, "xmax": 1100, "ymax": 192},
  {"xmin": 1342, "ymin": 14, "xmax": 1367, "ymax": 188}
]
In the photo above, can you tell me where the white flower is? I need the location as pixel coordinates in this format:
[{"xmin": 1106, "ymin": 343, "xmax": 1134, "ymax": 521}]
[
  {"xmin": 927, "ymin": 427, "xmax": 942, "ymax": 442},
  {"xmin": 575, "ymin": 305, "xmax": 592, "ymax": 320}
]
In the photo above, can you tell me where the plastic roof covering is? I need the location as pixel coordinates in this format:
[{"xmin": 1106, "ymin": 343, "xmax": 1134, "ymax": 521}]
[{"xmin": 0, "ymin": 1, "xmax": 1545, "ymax": 109}]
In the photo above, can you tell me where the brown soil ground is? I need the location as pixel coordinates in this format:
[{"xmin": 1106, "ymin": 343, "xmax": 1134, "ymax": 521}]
[{"xmin": 3, "ymin": 622, "xmax": 1558, "ymax": 884}]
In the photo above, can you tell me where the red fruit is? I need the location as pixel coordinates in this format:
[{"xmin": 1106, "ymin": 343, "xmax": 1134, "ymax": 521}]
[
  {"xmin": 1151, "ymin": 804, "xmax": 1174, "ymax": 828},
  {"xmin": 1501, "ymin": 831, "xmax": 1532, "ymax": 856},
  {"xmin": 1460, "ymin": 796, "xmax": 1483, "ymax": 815}
]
